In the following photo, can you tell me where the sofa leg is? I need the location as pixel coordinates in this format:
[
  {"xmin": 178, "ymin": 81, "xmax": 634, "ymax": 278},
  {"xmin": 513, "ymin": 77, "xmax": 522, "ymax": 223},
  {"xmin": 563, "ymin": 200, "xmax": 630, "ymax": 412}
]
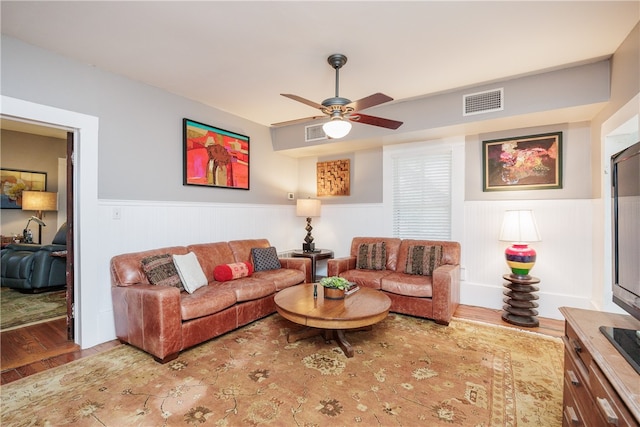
[
  {"xmin": 154, "ymin": 352, "xmax": 179, "ymax": 364},
  {"xmin": 434, "ymin": 319, "xmax": 450, "ymax": 326}
]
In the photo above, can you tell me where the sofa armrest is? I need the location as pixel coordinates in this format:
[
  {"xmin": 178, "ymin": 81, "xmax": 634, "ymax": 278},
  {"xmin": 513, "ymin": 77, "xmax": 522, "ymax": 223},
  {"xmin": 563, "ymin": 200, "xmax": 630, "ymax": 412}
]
[
  {"xmin": 37, "ymin": 244, "xmax": 67, "ymax": 253},
  {"xmin": 327, "ymin": 257, "xmax": 356, "ymax": 277},
  {"xmin": 29, "ymin": 250, "xmax": 66, "ymax": 288},
  {"xmin": 278, "ymin": 257, "xmax": 312, "ymax": 283},
  {"xmin": 111, "ymin": 284, "xmax": 182, "ymax": 361},
  {"xmin": 431, "ymin": 264, "xmax": 460, "ymax": 325},
  {"xmin": 3, "ymin": 243, "xmax": 42, "ymax": 252}
]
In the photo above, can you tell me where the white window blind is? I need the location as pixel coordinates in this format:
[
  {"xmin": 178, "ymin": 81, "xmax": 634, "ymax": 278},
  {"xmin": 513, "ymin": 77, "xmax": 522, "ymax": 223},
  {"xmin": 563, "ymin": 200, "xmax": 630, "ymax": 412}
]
[{"xmin": 392, "ymin": 150, "xmax": 452, "ymax": 240}]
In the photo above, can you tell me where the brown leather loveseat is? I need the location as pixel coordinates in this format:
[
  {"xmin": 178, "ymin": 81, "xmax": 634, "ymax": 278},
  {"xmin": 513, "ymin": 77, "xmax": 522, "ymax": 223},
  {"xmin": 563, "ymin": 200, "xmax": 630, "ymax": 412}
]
[
  {"xmin": 328, "ymin": 237, "xmax": 460, "ymax": 325},
  {"xmin": 111, "ymin": 239, "xmax": 310, "ymax": 363}
]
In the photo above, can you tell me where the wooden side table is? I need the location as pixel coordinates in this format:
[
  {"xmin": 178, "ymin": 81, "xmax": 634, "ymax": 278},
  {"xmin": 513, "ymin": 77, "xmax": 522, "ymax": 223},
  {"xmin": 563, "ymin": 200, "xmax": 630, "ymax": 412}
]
[
  {"xmin": 291, "ymin": 249, "xmax": 334, "ymax": 282},
  {"xmin": 501, "ymin": 274, "xmax": 540, "ymax": 327}
]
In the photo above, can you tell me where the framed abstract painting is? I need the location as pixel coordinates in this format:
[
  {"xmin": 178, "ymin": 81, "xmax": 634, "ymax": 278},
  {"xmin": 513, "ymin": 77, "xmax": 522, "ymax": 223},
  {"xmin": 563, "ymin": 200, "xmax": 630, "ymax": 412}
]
[
  {"xmin": 482, "ymin": 132, "xmax": 562, "ymax": 191},
  {"xmin": 183, "ymin": 118, "xmax": 250, "ymax": 190},
  {"xmin": 0, "ymin": 168, "xmax": 47, "ymax": 209}
]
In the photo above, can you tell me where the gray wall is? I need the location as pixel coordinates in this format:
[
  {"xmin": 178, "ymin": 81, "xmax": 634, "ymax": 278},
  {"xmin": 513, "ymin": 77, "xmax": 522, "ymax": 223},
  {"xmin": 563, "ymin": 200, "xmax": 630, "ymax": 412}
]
[
  {"xmin": 3, "ymin": 22, "xmax": 638, "ymax": 208},
  {"xmin": 465, "ymin": 122, "xmax": 593, "ymax": 200},
  {"xmin": 0, "ymin": 129, "xmax": 66, "ymax": 243},
  {"xmin": 297, "ymin": 149, "xmax": 382, "ymax": 203},
  {"xmin": 591, "ymin": 22, "xmax": 640, "ymax": 196},
  {"xmin": 1, "ymin": 36, "xmax": 299, "ymax": 205},
  {"xmin": 272, "ymin": 60, "xmax": 610, "ymax": 152}
]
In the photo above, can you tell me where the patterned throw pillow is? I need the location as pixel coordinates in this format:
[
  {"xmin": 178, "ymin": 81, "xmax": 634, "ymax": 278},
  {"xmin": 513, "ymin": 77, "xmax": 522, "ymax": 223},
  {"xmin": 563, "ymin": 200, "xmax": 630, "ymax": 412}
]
[
  {"xmin": 405, "ymin": 245, "xmax": 443, "ymax": 276},
  {"xmin": 172, "ymin": 252, "xmax": 208, "ymax": 294},
  {"xmin": 356, "ymin": 242, "xmax": 387, "ymax": 270},
  {"xmin": 213, "ymin": 262, "xmax": 254, "ymax": 282},
  {"xmin": 251, "ymin": 247, "xmax": 281, "ymax": 271},
  {"xmin": 141, "ymin": 254, "xmax": 185, "ymax": 291}
]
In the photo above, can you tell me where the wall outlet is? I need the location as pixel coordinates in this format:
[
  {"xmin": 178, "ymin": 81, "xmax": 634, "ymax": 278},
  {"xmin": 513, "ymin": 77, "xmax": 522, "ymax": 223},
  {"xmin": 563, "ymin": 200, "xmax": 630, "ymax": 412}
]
[
  {"xmin": 287, "ymin": 192, "xmax": 294, "ymax": 200},
  {"xmin": 460, "ymin": 266, "xmax": 466, "ymax": 281},
  {"xmin": 112, "ymin": 207, "xmax": 122, "ymax": 220}
]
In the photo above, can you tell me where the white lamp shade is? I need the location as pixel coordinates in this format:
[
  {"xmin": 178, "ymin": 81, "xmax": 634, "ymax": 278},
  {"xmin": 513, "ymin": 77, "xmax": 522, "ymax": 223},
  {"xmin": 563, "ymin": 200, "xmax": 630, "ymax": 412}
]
[
  {"xmin": 322, "ymin": 119, "xmax": 352, "ymax": 139},
  {"xmin": 21, "ymin": 191, "xmax": 58, "ymax": 212},
  {"xmin": 296, "ymin": 198, "xmax": 321, "ymax": 217},
  {"xmin": 499, "ymin": 210, "xmax": 541, "ymax": 243}
]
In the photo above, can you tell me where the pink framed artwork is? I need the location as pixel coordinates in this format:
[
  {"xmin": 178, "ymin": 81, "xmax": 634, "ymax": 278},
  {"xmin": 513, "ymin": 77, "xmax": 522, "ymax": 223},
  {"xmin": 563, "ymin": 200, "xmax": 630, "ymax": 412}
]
[{"xmin": 183, "ymin": 118, "xmax": 250, "ymax": 190}]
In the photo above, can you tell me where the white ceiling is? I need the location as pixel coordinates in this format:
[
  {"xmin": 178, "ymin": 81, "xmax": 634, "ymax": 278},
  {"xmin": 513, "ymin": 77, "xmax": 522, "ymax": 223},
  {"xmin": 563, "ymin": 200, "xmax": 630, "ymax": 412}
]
[{"xmin": 1, "ymin": 1, "xmax": 638, "ymax": 132}]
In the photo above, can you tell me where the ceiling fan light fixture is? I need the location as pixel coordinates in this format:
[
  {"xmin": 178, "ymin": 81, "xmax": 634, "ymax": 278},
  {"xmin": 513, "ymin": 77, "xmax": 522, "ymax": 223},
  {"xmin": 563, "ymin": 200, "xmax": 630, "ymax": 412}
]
[{"xmin": 322, "ymin": 118, "xmax": 352, "ymax": 139}]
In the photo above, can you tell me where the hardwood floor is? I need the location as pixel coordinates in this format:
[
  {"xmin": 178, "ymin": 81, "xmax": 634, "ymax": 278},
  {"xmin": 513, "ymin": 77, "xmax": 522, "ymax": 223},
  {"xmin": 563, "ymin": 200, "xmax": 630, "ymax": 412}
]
[
  {"xmin": 454, "ymin": 304, "xmax": 566, "ymax": 338},
  {"xmin": 0, "ymin": 318, "xmax": 120, "ymax": 385},
  {"xmin": 0, "ymin": 304, "xmax": 565, "ymax": 385}
]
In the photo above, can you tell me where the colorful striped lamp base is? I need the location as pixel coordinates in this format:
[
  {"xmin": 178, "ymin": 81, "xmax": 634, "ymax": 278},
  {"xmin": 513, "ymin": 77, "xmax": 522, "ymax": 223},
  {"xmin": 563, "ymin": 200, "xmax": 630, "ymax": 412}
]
[{"xmin": 505, "ymin": 244, "xmax": 536, "ymax": 279}]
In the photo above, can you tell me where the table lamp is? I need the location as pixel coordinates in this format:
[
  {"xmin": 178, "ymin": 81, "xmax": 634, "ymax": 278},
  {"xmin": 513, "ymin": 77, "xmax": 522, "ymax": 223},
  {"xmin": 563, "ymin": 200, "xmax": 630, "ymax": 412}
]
[
  {"xmin": 499, "ymin": 210, "xmax": 541, "ymax": 279},
  {"xmin": 296, "ymin": 198, "xmax": 321, "ymax": 252},
  {"xmin": 22, "ymin": 191, "xmax": 58, "ymax": 244}
]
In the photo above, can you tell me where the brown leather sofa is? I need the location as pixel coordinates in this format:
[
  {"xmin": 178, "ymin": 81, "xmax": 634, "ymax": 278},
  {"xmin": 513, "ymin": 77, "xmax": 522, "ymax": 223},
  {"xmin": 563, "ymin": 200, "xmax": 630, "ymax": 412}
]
[
  {"xmin": 111, "ymin": 239, "xmax": 311, "ymax": 363},
  {"xmin": 327, "ymin": 237, "xmax": 460, "ymax": 325}
]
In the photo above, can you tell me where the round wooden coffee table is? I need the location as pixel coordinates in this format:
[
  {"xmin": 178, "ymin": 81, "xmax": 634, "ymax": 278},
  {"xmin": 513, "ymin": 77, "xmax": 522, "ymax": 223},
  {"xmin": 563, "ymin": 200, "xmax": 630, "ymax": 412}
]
[{"xmin": 274, "ymin": 283, "xmax": 391, "ymax": 357}]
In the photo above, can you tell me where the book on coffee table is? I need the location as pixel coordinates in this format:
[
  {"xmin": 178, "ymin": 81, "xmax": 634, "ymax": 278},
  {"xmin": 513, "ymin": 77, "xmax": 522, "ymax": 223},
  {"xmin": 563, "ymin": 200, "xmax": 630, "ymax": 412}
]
[{"xmin": 345, "ymin": 282, "xmax": 360, "ymax": 296}]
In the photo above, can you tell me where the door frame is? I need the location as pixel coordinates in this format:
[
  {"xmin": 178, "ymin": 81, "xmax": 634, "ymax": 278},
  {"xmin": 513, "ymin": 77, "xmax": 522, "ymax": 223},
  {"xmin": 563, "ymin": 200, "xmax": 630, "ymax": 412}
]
[{"xmin": 1, "ymin": 96, "xmax": 101, "ymax": 349}]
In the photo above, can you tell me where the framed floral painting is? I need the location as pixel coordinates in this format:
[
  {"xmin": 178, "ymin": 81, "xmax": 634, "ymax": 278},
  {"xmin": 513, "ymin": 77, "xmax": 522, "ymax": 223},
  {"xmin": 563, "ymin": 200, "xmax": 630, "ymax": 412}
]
[
  {"xmin": 482, "ymin": 132, "xmax": 562, "ymax": 191},
  {"xmin": 0, "ymin": 168, "xmax": 47, "ymax": 209}
]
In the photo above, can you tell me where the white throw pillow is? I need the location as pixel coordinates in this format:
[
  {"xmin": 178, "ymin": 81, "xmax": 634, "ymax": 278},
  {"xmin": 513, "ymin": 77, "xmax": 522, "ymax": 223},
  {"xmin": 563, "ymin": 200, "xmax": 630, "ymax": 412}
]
[{"xmin": 172, "ymin": 252, "xmax": 208, "ymax": 294}]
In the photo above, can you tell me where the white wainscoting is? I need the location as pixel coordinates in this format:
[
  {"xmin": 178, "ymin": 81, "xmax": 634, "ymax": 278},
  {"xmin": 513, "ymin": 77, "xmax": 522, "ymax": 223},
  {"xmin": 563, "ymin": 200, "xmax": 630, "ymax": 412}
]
[
  {"xmin": 91, "ymin": 199, "xmax": 597, "ymax": 346},
  {"xmin": 463, "ymin": 199, "xmax": 598, "ymax": 319},
  {"xmin": 95, "ymin": 200, "xmax": 299, "ymax": 346}
]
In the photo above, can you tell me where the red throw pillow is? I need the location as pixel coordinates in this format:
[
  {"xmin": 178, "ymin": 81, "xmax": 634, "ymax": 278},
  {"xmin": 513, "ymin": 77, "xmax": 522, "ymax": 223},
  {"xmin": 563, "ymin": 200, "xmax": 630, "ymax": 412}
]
[{"xmin": 213, "ymin": 262, "xmax": 254, "ymax": 282}]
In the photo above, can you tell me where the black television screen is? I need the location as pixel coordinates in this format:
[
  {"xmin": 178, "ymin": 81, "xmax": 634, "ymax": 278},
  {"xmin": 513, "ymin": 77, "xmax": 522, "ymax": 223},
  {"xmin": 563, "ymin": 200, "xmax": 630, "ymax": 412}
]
[
  {"xmin": 604, "ymin": 140, "xmax": 640, "ymax": 374},
  {"xmin": 611, "ymin": 141, "xmax": 640, "ymax": 320}
]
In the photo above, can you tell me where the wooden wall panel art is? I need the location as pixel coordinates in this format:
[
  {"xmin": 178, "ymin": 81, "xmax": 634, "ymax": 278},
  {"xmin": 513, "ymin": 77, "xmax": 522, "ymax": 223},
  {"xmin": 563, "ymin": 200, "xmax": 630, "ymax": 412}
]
[{"xmin": 317, "ymin": 159, "xmax": 350, "ymax": 196}]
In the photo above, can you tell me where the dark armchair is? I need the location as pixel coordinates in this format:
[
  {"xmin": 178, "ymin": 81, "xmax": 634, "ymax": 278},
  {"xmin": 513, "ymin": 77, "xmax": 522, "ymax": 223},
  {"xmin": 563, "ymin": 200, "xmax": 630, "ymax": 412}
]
[{"xmin": 1, "ymin": 223, "xmax": 67, "ymax": 292}]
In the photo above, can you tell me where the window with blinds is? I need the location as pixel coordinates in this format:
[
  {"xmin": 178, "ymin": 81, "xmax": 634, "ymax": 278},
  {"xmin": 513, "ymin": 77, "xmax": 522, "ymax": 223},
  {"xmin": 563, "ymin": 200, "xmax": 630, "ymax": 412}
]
[{"xmin": 391, "ymin": 150, "xmax": 452, "ymax": 240}]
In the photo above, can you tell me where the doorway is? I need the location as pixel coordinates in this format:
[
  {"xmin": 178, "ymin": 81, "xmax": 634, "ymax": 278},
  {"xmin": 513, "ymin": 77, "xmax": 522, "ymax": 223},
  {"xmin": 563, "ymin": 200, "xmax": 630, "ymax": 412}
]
[
  {"xmin": 0, "ymin": 119, "xmax": 74, "ymax": 341},
  {"xmin": 1, "ymin": 95, "xmax": 101, "ymax": 350}
]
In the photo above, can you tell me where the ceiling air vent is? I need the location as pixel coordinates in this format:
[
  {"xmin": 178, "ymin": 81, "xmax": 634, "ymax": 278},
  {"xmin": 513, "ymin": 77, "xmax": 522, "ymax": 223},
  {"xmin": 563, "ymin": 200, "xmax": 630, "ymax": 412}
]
[
  {"xmin": 305, "ymin": 123, "xmax": 328, "ymax": 142},
  {"xmin": 463, "ymin": 88, "xmax": 504, "ymax": 116}
]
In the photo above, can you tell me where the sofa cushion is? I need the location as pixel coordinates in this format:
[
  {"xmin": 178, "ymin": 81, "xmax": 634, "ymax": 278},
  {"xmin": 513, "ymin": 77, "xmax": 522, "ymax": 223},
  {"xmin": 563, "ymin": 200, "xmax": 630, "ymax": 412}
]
[
  {"xmin": 52, "ymin": 223, "xmax": 67, "ymax": 245},
  {"xmin": 187, "ymin": 242, "xmax": 236, "ymax": 283},
  {"xmin": 216, "ymin": 277, "xmax": 276, "ymax": 302},
  {"xmin": 251, "ymin": 247, "xmax": 281, "ymax": 271},
  {"xmin": 213, "ymin": 262, "xmax": 253, "ymax": 282},
  {"xmin": 140, "ymin": 253, "xmax": 185, "ymax": 291},
  {"xmin": 339, "ymin": 269, "xmax": 393, "ymax": 290},
  {"xmin": 110, "ymin": 246, "xmax": 190, "ymax": 287},
  {"xmin": 356, "ymin": 242, "xmax": 386, "ymax": 270},
  {"xmin": 349, "ymin": 237, "xmax": 402, "ymax": 271},
  {"xmin": 381, "ymin": 272, "xmax": 434, "ymax": 297},
  {"xmin": 252, "ymin": 268, "xmax": 306, "ymax": 291},
  {"xmin": 180, "ymin": 286, "xmax": 237, "ymax": 321},
  {"xmin": 173, "ymin": 252, "xmax": 208, "ymax": 294},
  {"xmin": 228, "ymin": 239, "xmax": 271, "ymax": 263},
  {"xmin": 405, "ymin": 245, "xmax": 443, "ymax": 276}
]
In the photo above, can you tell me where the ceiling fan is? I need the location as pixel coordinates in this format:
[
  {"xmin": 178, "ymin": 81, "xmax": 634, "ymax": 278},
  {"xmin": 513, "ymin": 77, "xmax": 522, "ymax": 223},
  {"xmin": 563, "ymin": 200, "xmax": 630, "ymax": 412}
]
[{"xmin": 272, "ymin": 54, "xmax": 403, "ymax": 139}]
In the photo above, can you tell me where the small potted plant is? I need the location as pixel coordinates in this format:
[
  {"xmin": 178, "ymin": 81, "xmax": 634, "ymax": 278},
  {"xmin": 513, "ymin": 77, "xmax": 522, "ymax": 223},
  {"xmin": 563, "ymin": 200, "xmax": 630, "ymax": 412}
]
[{"xmin": 319, "ymin": 276, "xmax": 351, "ymax": 300}]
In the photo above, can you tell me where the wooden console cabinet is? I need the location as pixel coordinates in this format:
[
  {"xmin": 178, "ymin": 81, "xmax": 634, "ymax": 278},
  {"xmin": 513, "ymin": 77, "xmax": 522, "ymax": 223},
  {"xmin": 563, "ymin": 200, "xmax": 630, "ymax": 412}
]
[{"xmin": 560, "ymin": 307, "xmax": 640, "ymax": 426}]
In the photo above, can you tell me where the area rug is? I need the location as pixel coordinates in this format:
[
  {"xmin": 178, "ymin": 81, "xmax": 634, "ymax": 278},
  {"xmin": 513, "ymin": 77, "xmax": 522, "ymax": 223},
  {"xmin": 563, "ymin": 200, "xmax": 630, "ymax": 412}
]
[
  {"xmin": 0, "ymin": 314, "xmax": 563, "ymax": 426},
  {"xmin": 0, "ymin": 287, "xmax": 66, "ymax": 331}
]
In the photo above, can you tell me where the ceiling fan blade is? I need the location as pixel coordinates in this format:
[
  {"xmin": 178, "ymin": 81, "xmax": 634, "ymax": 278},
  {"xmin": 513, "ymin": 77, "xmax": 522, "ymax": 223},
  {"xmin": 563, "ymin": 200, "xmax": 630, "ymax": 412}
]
[
  {"xmin": 349, "ymin": 113, "xmax": 403, "ymax": 130},
  {"xmin": 271, "ymin": 116, "xmax": 324, "ymax": 127},
  {"xmin": 281, "ymin": 94, "xmax": 323, "ymax": 110},
  {"xmin": 347, "ymin": 93, "xmax": 393, "ymax": 112}
]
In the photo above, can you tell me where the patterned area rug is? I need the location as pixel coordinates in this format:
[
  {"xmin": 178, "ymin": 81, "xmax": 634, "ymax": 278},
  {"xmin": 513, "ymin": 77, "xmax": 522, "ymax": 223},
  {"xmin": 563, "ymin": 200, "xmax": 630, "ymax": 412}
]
[
  {"xmin": 0, "ymin": 314, "xmax": 563, "ymax": 426},
  {"xmin": 0, "ymin": 287, "xmax": 66, "ymax": 331}
]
